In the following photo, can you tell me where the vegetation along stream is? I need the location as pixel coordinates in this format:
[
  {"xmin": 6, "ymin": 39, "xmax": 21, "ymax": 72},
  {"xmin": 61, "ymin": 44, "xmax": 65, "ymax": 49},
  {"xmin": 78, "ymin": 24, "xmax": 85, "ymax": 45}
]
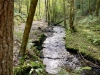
[
  {"xmin": 41, "ymin": 26, "xmax": 100, "ymax": 75},
  {"xmin": 1, "ymin": 0, "xmax": 100, "ymax": 75}
]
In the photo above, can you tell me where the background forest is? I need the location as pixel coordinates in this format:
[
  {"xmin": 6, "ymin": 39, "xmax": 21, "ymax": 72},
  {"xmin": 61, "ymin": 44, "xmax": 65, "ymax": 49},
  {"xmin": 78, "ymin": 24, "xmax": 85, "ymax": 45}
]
[{"xmin": 13, "ymin": 0, "xmax": 100, "ymax": 75}]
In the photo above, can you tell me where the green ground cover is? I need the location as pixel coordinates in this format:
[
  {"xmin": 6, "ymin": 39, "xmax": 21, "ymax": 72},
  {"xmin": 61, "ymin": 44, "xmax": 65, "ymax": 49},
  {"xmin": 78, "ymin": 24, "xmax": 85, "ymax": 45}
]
[{"xmin": 65, "ymin": 16, "xmax": 100, "ymax": 62}]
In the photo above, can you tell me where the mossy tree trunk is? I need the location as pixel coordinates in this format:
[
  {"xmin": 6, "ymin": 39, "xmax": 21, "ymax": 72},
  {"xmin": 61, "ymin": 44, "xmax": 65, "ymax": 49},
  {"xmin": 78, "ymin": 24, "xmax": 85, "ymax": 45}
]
[
  {"xmin": 81, "ymin": 0, "xmax": 83, "ymax": 14},
  {"xmin": 69, "ymin": 0, "xmax": 75, "ymax": 32},
  {"xmin": 45, "ymin": 0, "xmax": 47, "ymax": 22},
  {"xmin": 63, "ymin": 0, "xmax": 66, "ymax": 28},
  {"xmin": 26, "ymin": 0, "xmax": 30, "ymax": 14},
  {"xmin": 49, "ymin": 0, "xmax": 52, "ymax": 25},
  {"xmin": 20, "ymin": 0, "xmax": 38, "ymax": 56},
  {"xmin": 38, "ymin": 0, "xmax": 40, "ymax": 16},
  {"xmin": 95, "ymin": 0, "xmax": 100, "ymax": 16},
  {"xmin": 47, "ymin": 0, "xmax": 50, "ymax": 25},
  {"xmin": 0, "ymin": 0, "xmax": 14, "ymax": 75},
  {"xmin": 88, "ymin": 0, "xmax": 91, "ymax": 15},
  {"xmin": 19, "ymin": 0, "xmax": 22, "ymax": 13},
  {"xmin": 51, "ymin": 0, "xmax": 56, "ymax": 24},
  {"xmin": 51, "ymin": 0, "xmax": 54, "ymax": 23}
]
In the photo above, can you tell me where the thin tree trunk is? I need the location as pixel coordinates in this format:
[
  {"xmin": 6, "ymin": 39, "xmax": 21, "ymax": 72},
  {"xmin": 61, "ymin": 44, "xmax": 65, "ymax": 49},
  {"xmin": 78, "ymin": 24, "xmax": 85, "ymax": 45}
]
[
  {"xmin": 96, "ymin": 0, "xmax": 100, "ymax": 16},
  {"xmin": 45, "ymin": 0, "xmax": 47, "ymax": 22},
  {"xmin": 81, "ymin": 0, "xmax": 83, "ymax": 14},
  {"xmin": 20, "ymin": 0, "xmax": 38, "ymax": 56},
  {"xmin": 39, "ymin": 0, "xmax": 40, "ymax": 16},
  {"xmin": 0, "ymin": 0, "xmax": 14, "ymax": 75},
  {"xmin": 63, "ymin": 0, "xmax": 66, "ymax": 28},
  {"xmin": 26, "ymin": 0, "xmax": 29, "ymax": 14},
  {"xmin": 69, "ymin": 0, "xmax": 75, "ymax": 31},
  {"xmin": 49, "ymin": 0, "xmax": 52, "ymax": 25},
  {"xmin": 51, "ymin": 0, "xmax": 54, "ymax": 23},
  {"xmin": 19, "ymin": 0, "xmax": 22, "ymax": 13},
  {"xmin": 54, "ymin": 0, "xmax": 57, "ymax": 23},
  {"xmin": 52, "ymin": 0, "xmax": 56, "ymax": 23},
  {"xmin": 47, "ymin": 0, "xmax": 50, "ymax": 25},
  {"xmin": 88, "ymin": 0, "xmax": 91, "ymax": 15}
]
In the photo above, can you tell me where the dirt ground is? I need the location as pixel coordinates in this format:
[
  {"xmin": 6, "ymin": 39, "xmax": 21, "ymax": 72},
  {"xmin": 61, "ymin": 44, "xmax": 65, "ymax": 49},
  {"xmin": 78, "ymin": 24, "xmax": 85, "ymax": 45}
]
[{"xmin": 13, "ymin": 20, "xmax": 48, "ymax": 66}]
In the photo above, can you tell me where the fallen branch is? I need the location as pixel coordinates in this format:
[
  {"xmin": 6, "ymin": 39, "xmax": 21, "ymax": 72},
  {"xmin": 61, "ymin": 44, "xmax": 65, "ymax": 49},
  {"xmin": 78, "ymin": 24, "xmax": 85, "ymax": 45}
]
[
  {"xmin": 54, "ymin": 17, "xmax": 69, "ymax": 26},
  {"xmin": 77, "ymin": 51, "xmax": 100, "ymax": 68}
]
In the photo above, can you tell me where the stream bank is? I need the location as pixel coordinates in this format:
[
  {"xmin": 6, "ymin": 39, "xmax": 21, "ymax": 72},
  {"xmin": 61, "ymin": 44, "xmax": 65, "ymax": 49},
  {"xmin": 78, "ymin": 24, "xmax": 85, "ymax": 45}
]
[
  {"xmin": 42, "ymin": 26, "xmax": 81, "ymax": 74},
  {"xmin": 41, "ymin": 26, "xmax": 100, "ymax": 75},
  {"xmin": 13, "ymin": 20, "xmax": 100, "ymax": 75}
]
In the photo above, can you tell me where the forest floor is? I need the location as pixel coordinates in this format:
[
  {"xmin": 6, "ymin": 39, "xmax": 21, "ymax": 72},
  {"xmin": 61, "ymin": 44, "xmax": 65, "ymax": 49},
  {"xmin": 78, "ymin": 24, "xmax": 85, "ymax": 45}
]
[
  {"xmin": 65, "ymin": 16, "xmax": 100, "ymax": 65},
  {"xmin": 13, "ymin": 17, "xmax": 100, "ymax": 66},
  {"xmin": 13, "ymin": 17, "xmax": 100, "ymax": 74},
  {"xmin": 13, "ymin": 20, "xmax": 48, "ymax": 66}
]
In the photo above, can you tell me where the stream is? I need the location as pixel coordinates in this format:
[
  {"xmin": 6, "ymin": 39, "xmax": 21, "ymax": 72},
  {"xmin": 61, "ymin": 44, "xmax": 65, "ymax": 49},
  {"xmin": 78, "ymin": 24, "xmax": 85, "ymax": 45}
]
[{"xmin": 42, "ymin": 26, "xmax": 100, "ymax": 75}]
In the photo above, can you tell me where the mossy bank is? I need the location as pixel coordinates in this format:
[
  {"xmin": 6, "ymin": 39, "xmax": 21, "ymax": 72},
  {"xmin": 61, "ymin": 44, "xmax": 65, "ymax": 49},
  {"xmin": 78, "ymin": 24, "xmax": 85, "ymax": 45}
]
[{"xmin": 65, "ymin": 16, "xmax": 100, "ymax": 65}]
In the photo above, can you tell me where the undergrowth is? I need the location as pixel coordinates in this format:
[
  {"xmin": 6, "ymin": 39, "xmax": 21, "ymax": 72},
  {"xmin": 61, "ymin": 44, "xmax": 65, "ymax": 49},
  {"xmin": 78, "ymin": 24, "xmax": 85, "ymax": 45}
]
[{"xmin": 65, "ymin": 15, "xmax": 100, "ymax": 62}]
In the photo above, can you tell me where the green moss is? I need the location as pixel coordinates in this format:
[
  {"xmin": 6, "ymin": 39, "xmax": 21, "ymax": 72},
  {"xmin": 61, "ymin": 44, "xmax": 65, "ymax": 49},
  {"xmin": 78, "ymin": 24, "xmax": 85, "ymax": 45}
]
[
  {"xmin": 14, "ymin": 66, "xmax": 31, "ymax": 75},
  {"xmin": 65, "ymin": 16, "xmax": 100, "ymax": 62},
  {"xmin": 14, "ymin": 61, "xmax": 46, "ymax": 75}
]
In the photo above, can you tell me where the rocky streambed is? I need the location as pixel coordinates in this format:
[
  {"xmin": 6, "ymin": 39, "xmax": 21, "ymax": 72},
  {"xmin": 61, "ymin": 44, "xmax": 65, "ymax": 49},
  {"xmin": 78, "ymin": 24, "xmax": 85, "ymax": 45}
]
[
  {"xmin": 42, "ymin": 26, "xmax": 100, "ymax": 75},
  {"xmin": 42, "ymin": 26, "xmax": 81, "ymax": 74}
]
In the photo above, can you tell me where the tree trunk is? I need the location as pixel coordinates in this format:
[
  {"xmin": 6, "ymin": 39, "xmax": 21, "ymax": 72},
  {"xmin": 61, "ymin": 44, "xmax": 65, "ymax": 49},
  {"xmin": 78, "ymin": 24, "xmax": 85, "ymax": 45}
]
[
  {"xmin": 52, "ymin": 0, "xmax": 56, "ymax": 23},
  {"xmin": 63, "ymin": 0, "xmax": 67, "ymax": 28},
  {"xmin": 49, "ymin": 0, "xmax": 52, "ymax": 25},
  {"xmin": 26, "ymin": 0, "xmax": 29, "ymax": 14},
  {"xmin": 38, "ymin": 0, "xmax": 40, "ymax": 16},
  {"xmin": 47, "ymin": 0, "xmax": 50, "ymax": 25},
  {"xmin": 51, "ymin": 0, "xmax": 54, "ymax": 23},
  {"xmin": 81, "ymin": 0, "xmax": 83, "ymax": 14},
  {"xmin": 88, "ymin": 0, "xmax": 91, "ymax": 15},
  {"xmin": 20, "ymin": 0, "xmax": 38, "ymax": 56},
  {"xmin": 45, "ymin": 0, "xmax": 47, "ymax": 22},
  {"xmin": 19, "ymin": 0, "xmax": 22, "ymax": 13},
  {"xmin": 0, "ymin": 0, "xmax": 14, "ymax": 75},
  {"xmin": 95, "ymin": 0, "xmax": 100, "ymax": 16},
  {"xmin": 69, "ymin": 0, "xmax": 75, "ymax": 31}
]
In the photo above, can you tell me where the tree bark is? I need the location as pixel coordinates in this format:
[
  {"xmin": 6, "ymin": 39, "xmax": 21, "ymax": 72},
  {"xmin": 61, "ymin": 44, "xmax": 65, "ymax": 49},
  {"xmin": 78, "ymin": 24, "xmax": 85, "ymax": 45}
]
[
  {"xmin": 88, "ymin": 0, "xmax": 91, "ymax": 15},
  {"xmin": 81, "ymin": 0, "xmax": 83, "ymax": 14},
  {"xmin": 52, "ymin": 0, "xmax": 56, "ymax": 23},
  {"xmin": 26, "ymin": 0, "xmax": 29, "ymax": 14},
  {"xmin": 63, "ymin": 0, "xmax": 66, "ymax": 28},
  {"xmin": 38, "ymin": 0, "xmax": 40, "ymax": 16},
  {"xmin": 69, "ymin": 0, "xmax": 75, "ymax": 31},
  {"xmin": 19, "ymin": 0, "xmax": 22, "ymax": 13},
  {"xmin": 0, "ymin": 0, "xmax": 14, "ymax": 75},
  {"xmin": 47, "ymin": 0, "xmax": 50, "ymax": 25},
  {"xmin": 45, "ymin": 0, "xmax": 47, "ymax": 22},
  {"xmin": 20, "ymin": 0, "xmax": 38, "ymax": 56},
  {"xmin": 95, "ymin": 0, "xmax": 100, "ymax": 16}
]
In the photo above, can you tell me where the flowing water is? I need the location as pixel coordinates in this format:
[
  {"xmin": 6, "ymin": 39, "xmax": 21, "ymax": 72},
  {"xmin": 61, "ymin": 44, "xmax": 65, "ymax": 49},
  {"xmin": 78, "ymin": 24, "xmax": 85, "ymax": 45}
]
[{"xmin": 42, "ymin": 26, "xmax": 100, "ymax": 75}]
